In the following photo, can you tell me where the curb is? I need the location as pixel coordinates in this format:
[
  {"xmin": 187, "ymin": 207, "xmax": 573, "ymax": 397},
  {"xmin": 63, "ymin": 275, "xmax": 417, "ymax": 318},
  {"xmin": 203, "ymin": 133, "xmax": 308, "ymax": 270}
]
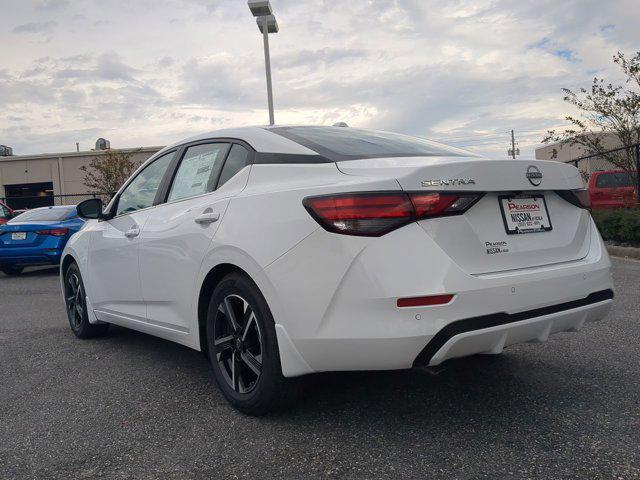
[{"xmin": 606, "ymin": 244, "xmax": 640, "ymax": 260}]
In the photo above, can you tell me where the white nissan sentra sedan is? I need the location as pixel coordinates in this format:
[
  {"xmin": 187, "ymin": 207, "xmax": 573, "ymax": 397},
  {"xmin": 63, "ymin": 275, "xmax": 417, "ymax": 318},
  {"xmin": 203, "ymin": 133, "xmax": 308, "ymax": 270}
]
[{"xmin": 62, "ymin": 125, "xmax": 613, "ymax": 414}]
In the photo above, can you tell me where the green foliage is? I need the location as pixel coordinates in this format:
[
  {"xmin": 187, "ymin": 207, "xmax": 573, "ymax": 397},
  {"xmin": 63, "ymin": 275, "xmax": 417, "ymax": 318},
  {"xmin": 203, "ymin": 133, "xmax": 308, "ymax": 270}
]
[
  {"xmin": 543, "ymin": 51, "xmax": 640, "ymax": 187},
  {"xmin": 80, "ymin": 149, "xmax": 141, "ymax": 193},
  {"xmin": 592, "ymin": 208, "xmax": 640, "ymax": 245}
]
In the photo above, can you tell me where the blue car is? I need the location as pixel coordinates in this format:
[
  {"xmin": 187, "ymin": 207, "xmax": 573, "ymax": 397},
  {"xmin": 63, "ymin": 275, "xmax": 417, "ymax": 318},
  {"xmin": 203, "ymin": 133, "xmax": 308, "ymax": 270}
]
[{"xmin": 0, "ymin": 205, "xmax": 84, "ymax": 275}]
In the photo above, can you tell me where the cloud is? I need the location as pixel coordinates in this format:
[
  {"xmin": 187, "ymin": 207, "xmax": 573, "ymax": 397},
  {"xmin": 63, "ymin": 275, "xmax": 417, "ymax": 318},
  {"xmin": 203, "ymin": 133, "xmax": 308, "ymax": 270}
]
[
  {"xmin": 35, "ymin": 0, "xmax": 69, "ymax": 12},
  {"xmin": 157, "ymin": 56, "xmax": 175, "ymax": 68},
  {"xmin": 179, "ymin": 54, "xmax": 263, "ymax": 109},
  {"xmin": 53, "ymin": 53, "xmax": 139, "ymax": 82},
  {"xmin": 11, "ymin": 21, "xmax": 57, "ymax": 34},
  {"xmin": 274, "ymin": 48, "xmax": 370, "ymax": 70},
  {"xmin": 1, "ymin": 0, "xmax": 639, "ymax": 156}
]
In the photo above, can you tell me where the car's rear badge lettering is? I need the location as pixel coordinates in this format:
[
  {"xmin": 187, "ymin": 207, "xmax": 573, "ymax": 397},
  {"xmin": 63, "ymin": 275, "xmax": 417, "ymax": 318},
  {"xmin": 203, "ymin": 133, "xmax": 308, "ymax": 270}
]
[
  {"xmin": 485, "ymin": 240, "xmax": 509, "ymax": 255},
  {"xmin": 421, "ymin": 178, "xmax": 476, "ymax": 187}
]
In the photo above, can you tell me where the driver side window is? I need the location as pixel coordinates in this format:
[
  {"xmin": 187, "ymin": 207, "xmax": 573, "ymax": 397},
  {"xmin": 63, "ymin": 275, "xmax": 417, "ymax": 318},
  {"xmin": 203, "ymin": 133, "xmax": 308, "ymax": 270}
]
[{"xmin": 116, "ymin": 152, "xmax": 174, "ymax": 216}]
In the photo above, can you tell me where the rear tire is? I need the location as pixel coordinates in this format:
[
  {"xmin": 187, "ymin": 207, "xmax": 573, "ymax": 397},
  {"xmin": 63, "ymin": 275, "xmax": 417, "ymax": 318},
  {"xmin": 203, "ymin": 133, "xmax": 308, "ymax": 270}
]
[
  {"xmin": 1, "ymin": 265, "xmax": 24, "ymax": 276},
  {"xmin": 206, "ymin": 272, "xmax": 298, "ymax": 415},
  {"xmin": 64, "ymin": 263, "xmax": 109, "ymax": 339}
]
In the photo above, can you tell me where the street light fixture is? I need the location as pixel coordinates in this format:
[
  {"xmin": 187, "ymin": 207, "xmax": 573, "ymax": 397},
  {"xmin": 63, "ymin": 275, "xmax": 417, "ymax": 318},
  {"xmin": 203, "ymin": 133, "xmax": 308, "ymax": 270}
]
[{"xmin": 248, "ymin": 0, "xmax": 278, "ymax": 125}]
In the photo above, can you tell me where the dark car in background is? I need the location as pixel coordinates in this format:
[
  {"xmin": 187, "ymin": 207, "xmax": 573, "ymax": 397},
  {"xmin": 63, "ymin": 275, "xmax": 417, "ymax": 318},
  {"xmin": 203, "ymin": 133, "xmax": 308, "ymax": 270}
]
[
  {"xmin": 588, "ymin": 170, "xmax": 638, "ymax": 209},
  {"xmin": 0, "ymin": 206, "xmax": 84, "ymax": 275}
]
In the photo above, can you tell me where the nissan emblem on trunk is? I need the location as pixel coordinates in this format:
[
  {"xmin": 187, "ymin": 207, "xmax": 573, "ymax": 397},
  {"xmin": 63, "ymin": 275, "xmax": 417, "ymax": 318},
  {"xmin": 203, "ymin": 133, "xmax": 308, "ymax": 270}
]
[{"xmin": 526, "ymin": 165, "xmax": 543, "ymax": 186}]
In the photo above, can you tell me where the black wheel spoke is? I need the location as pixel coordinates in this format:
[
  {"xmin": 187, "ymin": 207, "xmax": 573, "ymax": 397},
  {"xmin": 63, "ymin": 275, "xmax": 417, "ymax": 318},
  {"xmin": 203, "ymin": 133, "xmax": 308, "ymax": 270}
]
[
  {"xmin": 231, "ymin": 352, "xmax": 240, "ymax": 391},
  {"xmin": 214, "ymin": 334, "xmax": 234, "ymax": 349},
  {"xmin": 241, "ymin": 313, "xmax": 255, "ymax": 341},
  {"xmin": 223, "ymin": 298, "xmax": 240, "ymax": 333},
  {"xmin": 241, "ymin": 351, "xmax": 262, "ymax": 376}
]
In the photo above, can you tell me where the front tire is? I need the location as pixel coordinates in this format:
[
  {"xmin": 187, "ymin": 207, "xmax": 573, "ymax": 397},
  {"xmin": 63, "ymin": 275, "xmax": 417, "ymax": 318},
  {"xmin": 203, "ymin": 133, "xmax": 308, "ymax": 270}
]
[
  {"xmin": 1, "ymin": 265, "xmax": 24, "ymax": 275},
  {"xmin": 206, "ymin": 272, "xmax": 297, "ymax": 415},
  {"xmin": 64, "ymin": 263, "xmax": 109, "ymax": 339}
]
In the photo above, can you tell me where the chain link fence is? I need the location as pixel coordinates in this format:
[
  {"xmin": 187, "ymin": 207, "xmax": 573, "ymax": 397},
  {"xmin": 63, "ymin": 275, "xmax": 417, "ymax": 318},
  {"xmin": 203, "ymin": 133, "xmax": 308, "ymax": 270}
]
[{"xmin": 0, "ymin": 192, "xmax": 115, "ymax": 211}]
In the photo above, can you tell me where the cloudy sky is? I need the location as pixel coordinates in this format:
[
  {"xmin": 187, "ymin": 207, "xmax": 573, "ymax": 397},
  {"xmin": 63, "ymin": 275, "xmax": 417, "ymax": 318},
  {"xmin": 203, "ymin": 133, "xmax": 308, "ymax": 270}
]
[{"xmin": 1, "ymin": 0, "xmax": 639, "ymax": 157}]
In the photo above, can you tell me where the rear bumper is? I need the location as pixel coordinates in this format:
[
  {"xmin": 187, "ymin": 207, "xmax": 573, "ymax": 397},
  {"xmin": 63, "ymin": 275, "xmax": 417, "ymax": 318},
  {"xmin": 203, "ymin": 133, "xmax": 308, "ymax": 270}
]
[
  {"xmin": 266, "ymin": 217, "xmax": 614, "ymax": 376},
  {"xmin": 0, "ymin": 250, "xmax": 62, "ymax": 266},
  {"xmin": 415, "ymin": 289, "xmax": 613, "ymax": 366},
  {"xmin": 0, "ymin": 237, "xmax": 66, "ymax": 266}
]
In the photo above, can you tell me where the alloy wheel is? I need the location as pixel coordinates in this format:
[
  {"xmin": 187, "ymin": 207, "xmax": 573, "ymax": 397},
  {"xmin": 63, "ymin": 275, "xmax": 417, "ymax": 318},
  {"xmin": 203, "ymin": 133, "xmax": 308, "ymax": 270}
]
[
  {"xmin": 213, "ymin": 294, "xmax": 263, "ymax": 394},
  {"xmin": 65, "ymin": 273, "xmax": 84, "ymax": 329}
]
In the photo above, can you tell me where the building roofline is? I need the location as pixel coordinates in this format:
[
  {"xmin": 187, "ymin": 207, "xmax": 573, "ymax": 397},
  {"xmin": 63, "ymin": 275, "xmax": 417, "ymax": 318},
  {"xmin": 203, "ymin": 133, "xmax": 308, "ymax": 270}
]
[
  {"xmin": 0, "ymin": 146, "xmax": 165, "ymax": 162},
  {"xmin": 534, "ymin": 131, "xmax": 618, "ymax": 151}
]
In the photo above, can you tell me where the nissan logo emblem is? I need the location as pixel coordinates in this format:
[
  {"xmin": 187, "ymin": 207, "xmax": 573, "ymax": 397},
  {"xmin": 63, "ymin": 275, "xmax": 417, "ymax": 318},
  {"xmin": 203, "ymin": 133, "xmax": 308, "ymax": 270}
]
[{"xmin": 526, "ymin": 165, "xmax": 543, "ymax": 186}]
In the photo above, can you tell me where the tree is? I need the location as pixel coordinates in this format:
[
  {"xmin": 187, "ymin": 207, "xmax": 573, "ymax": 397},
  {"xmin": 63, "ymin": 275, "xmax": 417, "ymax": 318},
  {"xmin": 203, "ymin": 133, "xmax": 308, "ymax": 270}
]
[
  {"xmin": 80, "ymin": 149, "xmax": 141, "ymax": 193},
  {"xmin": 543, "ymin": 51, "xmax": 640, "ymax": 186}
]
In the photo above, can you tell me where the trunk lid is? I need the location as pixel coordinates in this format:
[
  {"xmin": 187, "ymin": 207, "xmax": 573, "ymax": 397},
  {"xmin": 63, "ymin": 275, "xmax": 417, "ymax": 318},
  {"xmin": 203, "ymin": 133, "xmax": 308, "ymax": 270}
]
[
  {"xmin": 0, "ymin": 222, "xmax": 64, "ymax": 248},
  {"xmin": 337, "ymin": 157, "xmax": 591, "ymax": 274}
]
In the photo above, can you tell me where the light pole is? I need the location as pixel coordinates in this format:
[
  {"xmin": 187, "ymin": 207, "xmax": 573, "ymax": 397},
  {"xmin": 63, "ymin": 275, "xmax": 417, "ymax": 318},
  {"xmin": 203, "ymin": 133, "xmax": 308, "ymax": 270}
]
[{"xmin": 248, "ymin": 1, "xmax": 278, "ymax": 126}]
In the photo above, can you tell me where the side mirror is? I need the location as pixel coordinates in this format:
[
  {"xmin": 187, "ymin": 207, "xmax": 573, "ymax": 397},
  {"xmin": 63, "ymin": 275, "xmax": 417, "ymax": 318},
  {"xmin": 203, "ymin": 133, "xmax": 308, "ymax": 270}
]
[{"xmin": 77, "ymin": 198, "xmax": 106, "ymax": 220}]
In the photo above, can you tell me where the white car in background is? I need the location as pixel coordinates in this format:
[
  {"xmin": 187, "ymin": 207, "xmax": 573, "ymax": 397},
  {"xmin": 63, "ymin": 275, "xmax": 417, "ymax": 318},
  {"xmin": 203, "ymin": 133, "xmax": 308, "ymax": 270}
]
[{"xmin": 62, "ymin": 126, "xmax": 614, "ymax": 415}]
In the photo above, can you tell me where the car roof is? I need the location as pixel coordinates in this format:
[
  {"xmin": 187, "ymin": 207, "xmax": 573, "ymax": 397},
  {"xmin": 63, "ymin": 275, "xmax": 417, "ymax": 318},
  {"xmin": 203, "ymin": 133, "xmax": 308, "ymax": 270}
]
[
  {"xmin": 160, "ymin": 126, "xmax": 318, "ymax": 156},
  {"xmin": 157, "ymin": 125, "xmax": 476, "ymax": 162}
]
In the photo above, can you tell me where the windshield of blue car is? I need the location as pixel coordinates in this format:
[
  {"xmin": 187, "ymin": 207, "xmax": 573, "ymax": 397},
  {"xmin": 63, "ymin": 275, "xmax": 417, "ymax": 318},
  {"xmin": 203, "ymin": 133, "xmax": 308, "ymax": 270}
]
[
  {"xmin": 269, "ymin": 126, "xmax": 476, "ymax": 161},
  {"xmin": 9, "ymin": 207, "xmax": 76, "ymax": 223}
]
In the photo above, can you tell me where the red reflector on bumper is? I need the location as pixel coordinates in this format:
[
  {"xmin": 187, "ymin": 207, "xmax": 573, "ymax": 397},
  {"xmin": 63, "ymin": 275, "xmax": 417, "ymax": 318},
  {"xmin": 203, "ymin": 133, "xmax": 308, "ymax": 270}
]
[{"xmin": 397, "ymin": 294, "xmax": 454, "ymax": 308}]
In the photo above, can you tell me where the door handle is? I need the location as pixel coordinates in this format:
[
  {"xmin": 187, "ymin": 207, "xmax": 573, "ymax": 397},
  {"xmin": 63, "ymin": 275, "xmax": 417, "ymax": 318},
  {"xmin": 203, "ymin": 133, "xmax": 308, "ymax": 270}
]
[
  {"xmin": 125, "ymin": 227, "xmax": 140, "ymax": 238},
  {"xmin": 194, "ymin": 211, "xmax": 220, "ymax": 225}
]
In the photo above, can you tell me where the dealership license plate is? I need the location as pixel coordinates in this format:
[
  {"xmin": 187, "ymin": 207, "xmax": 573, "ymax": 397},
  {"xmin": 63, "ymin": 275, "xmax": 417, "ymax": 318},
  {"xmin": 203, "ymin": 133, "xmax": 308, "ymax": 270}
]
[
  {"xmin": 499, "ymin": 195, "xmax": 552, "ymax": 235},
  {"xmin": 11, "ymin": 232, "xmax": 27, "ymax": 240}
]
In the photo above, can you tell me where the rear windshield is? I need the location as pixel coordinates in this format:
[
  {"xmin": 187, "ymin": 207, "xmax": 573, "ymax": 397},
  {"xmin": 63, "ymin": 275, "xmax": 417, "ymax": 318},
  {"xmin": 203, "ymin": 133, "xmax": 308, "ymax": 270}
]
[
  {"xmin": 9, "ymin": 207, "xmax": 76, "ymax": 223},
  {"xmin": 270, "ymin": 126, "xmax": 474, "ymax": 161},
  {"xmin": 595, "ymin": 172, "xmax": 633, "ymax": 188}
]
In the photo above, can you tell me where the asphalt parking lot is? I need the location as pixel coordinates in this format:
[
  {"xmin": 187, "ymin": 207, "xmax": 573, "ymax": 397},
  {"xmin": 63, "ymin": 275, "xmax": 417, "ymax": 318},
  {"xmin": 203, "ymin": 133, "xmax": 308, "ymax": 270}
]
[{"xmin": 1, "ymin": 259, "xmax": 639, "ymax": 479}]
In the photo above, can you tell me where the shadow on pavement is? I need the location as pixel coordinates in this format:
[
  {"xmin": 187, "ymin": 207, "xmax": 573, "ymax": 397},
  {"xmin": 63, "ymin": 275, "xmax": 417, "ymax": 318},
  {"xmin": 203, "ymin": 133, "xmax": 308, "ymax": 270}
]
[
  {"xmin": 0, "ymin": 266, "xmax": 59, "ymax": 278},
  {"xmin": 83, "ymin": 322, "xmax": 606, "ymax": 430}
]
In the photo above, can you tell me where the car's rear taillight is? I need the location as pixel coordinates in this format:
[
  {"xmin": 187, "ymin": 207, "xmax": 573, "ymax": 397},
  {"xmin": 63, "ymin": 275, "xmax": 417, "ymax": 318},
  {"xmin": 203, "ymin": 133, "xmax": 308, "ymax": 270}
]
[
  {"xmin": 37, "ymin": 228, "xmax": 69, "ymax": 236},
  {"xmin": 556, "ymin": 189, "xmax": 591, "ymax": 209},
  {"xmin": 408, "ymin": 192, "xmax": 482, "ymax": 218},
  {"xmin": 303, "ymin": 193, "xmax": 414, "ymax": 236},
  {"xmin": 303, "ymin": 192, "xmax": 483, "ymax": 236}
]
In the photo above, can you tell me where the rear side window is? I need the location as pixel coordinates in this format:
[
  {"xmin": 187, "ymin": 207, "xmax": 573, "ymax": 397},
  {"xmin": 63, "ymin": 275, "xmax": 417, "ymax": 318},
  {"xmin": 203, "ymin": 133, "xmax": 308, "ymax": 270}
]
[
  {"xmin": 9, "ymin": 207, "xmax": 74, "ymax": 222},
  {"xmin": 217, "ymin": 145, "xmax": 250, "ymax": 188},
  {"xmin": 270, "ymin": 126, "xmax": 474, "ymax": 161},
  {"xmin": 595, "ymin": 172, "xmax": 633, "ymax": 188},
  {"xmin": 0, "ymin": 204, "xmax": 9, "ymax": 219},
  {"xmin": 116, "ymin": 151, "xmax": 175, "ymax": 216},
  {"xmin": 168, "ymin": 143, "xmax": 230, "ymax": 202}
]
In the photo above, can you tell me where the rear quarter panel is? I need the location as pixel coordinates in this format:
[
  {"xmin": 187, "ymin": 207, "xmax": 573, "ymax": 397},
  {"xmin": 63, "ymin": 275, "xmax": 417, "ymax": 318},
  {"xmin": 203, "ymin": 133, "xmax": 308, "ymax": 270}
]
[{"xmin": 195, "ymin": 163, "xmax": 399, "ymax": 346}]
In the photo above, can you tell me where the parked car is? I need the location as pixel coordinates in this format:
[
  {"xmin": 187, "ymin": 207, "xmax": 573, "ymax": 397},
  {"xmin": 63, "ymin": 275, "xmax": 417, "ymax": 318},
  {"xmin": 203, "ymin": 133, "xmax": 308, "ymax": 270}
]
[
  {"xmin": 0, "ymin": 201, "xmax": 14, "ymax": 225},
  {"xmin": 588, "ymin": 170, "xmax": 638, "ymax": 209},
  {"xmin": 0, "ymin": 205, "xmax": 84, "ymax": 275},
  {"xmin": 62, "ymin": 126, "xmax": 613, "ymax": 414}
]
